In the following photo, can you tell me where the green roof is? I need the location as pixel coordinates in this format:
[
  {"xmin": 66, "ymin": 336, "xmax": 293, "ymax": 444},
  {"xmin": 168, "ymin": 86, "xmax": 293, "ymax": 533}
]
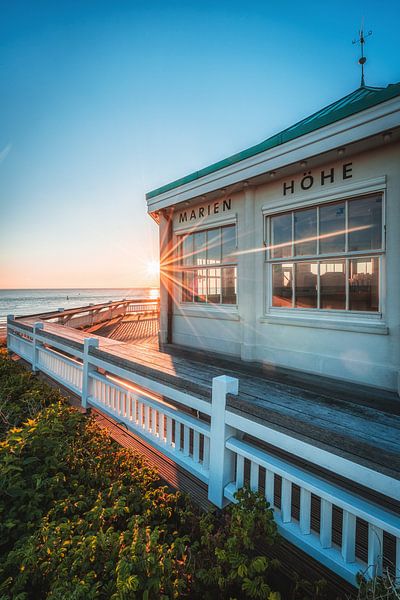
[{"xmin": 146, "ymin": 82, "xmax": 400, "ymax": 201}]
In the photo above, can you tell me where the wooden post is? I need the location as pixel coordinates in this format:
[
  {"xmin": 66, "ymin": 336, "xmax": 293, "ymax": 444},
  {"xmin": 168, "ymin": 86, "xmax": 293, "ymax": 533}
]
[
  {"xmin": 82, "ymin": 338, "xmax": 99, "ymax": 409},
  {"xmin": 32, "ymin": 322, "xmax": 44, "ymax": 372},
  {"xmin": 208, "ymin": 375, "xmax": 239, "ymax": 508}
]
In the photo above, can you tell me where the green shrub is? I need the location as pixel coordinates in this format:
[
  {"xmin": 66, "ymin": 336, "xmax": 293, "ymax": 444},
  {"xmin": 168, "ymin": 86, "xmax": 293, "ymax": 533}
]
[{"xmin": 0, "ymin": 349, "xmax": 62, "ymax": 438}]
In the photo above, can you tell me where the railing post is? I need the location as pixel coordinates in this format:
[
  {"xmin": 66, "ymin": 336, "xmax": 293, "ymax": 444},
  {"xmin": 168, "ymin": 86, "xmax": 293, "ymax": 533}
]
[
  {"xmin": 208, "ymin": 375, "xmax": 239, "ymax": 508},
  {"xmin": 32, "ymin": 322, "xmax": 44, "ymax": 371},
  {"xmin": 82, "ymin": 338, "xmax": 99, "ymax": 409},
  {"xmin": 6, "ymin": 314, "xmax": 15, "ymax": 350}
]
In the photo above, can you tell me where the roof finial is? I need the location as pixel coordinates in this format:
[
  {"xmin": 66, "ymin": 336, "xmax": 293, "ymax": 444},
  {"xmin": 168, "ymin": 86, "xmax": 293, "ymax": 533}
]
[{"xmin": 352, "ymin": 20, "xmax": 372, "ymax": 87}]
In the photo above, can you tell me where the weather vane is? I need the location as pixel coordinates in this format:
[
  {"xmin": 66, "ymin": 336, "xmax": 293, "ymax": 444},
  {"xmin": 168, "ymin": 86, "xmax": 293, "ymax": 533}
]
[{"xmin": 352, "ymin": 22, "xmax": 372, "ymax": 88}]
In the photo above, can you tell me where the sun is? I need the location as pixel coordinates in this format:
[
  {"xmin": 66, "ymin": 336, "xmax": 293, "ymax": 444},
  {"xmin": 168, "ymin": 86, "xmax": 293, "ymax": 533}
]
[{"xmin": 146, "ymin": 260, "xmax": 160, "ymax": 277}]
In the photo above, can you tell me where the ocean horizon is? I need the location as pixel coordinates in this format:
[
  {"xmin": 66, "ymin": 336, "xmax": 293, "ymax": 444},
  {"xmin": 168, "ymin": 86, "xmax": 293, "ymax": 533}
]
[{"xmin": 0, "ymin": 288, "xmax": 159, "ymax": 325}]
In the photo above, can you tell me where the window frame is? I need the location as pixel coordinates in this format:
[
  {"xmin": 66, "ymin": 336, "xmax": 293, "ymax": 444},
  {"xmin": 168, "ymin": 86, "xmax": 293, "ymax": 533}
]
[
  {"xmin": 264, "ymin": 192, "xmax": 386, "ymax": 318},
  {"xmin": 177, "ymin": 223, "xmax": 238, "ymax": 306}
]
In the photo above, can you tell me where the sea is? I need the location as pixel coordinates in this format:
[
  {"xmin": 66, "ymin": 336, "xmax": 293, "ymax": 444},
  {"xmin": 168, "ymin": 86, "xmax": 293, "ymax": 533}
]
[{"xmin": 0, "ymin": 288, "xmax": 159, "ymax": 327}]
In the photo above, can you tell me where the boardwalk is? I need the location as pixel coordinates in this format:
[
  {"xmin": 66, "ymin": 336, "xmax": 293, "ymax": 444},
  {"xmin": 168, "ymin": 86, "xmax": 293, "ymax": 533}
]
[
  {"xmin": 91, "ymin": 314, "xmax": 159, "ymax": 347},
  {"xmin": 17, "ymin": 313, "xmax": 400, "ymax": 490}
]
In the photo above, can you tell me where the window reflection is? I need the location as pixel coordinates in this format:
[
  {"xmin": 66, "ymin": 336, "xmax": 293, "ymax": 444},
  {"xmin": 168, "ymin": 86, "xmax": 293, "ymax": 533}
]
[
  {"xmin": 206, "ymin": 229, "xmax": 221, "ymax": 265},
  {"xmin": 294, "ymin": 208, "xmax": 317, "ymax": 256},
  {"xmin": 348, "ymin": 196, "xmax": 382, "ymax": 251},
  {"xmin": 349, "ymin": 258, "xmax": 379, "ymax": 311},
  {"xmin": 320, "ymin": 261, "xmax": 345, "ymax": 309},
  {"xmin": 272, "ymin": 263, "xmax": 293, "ymax": 307},
  {"xmin": 295, "ymin": 262, "xmax": 318, "ymax": 308},
  {"xmin": 222, "ymin": 267, "xmax": 237, "ymax": 304},
  {"xmin": 193, "ymin": 231, "xmax": 207, "ymax": 266},
  {"xmin": 180, "ymin": 224, "xmax": 237, "ymax": 304},
  {"xmin": 271, "ymin": 213, "xmax": 292, "ymax": 258},
  {"xmin": 319, "ymin": 203, "xmax": 345, "ymax": 254}
]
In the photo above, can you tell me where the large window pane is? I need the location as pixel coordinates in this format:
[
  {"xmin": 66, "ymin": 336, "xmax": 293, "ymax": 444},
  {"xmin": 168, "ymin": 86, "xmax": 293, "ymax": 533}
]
[
  {"xmin": 181, "ymin": 235, "xmax": 193, "ymax": 266},
  {"xmin": 349, "ymin": 258, "xmax": 379, "ymax": 312},
  {"xmin": 182, "ymin": 271, "xmax": 194, "ymax": 302},
  {"xmin": 319, "ymin": 203, "xmax": 345, "ymax": 254},
  {"xmin": 207, "ymin": 268, "xmax": 221, "ymax": 303},
  {"xmin": 193, "ymin": 231, "xmax": 207, "ymax": 266},
  {"xmin": 294, "ymin": 208, "xmax": 317, "ymax": 256},
  {"xmin": 320, "ymin": 261, "xmax": 345, "ymax": 309},
  {"xmin": 271, "ymin": 213, "xmax": 292, "ymax": 258},
  {"xmin": 222, "ymin": 267, "xmax": 237, "ymax": 304},
  {"xmin": 222, "ymin": 225, "xmax": 236, "ymax": 263},
  {"xmin": 348, "ymin": 196, "xmax": 382, "ymax": 251},
  {"xmin": 295, "ymin": 262, "xmax": 318, "ymax": 308},
  {"xmin": 272, "ymin": 263, "xmax": 293, "ymax": 307},
  {"xmin": 194, "ymin": 269, "xmax": 207, "ymax": 302},
  {"xmin": 207, "ymin": 229, "xmax": 221, "ymax": 265}
]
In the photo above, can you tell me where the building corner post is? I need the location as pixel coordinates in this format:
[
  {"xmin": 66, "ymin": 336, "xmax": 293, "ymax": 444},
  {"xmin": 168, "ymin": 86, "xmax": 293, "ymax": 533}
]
[
  {"xmin": 32, "ymin": 322, "xmax": 44, "ymax": 372},
  {"xmin": 82, "ymin": 338, "xmax": 99, "ymax": 409},
  {"xmin": 6, "ymin": 314, "xmax": 15, "ymax": 351},
  {"xmin": 158, "ymin": 208, "xmax": 174, "ymax": 347},
  {"xmin": 208, "ymin": 375, "xmax": 239, "ymax": 508},
  {"xmin": 240, "ymin": 184, "xmax": 257, "ymax": 361}
]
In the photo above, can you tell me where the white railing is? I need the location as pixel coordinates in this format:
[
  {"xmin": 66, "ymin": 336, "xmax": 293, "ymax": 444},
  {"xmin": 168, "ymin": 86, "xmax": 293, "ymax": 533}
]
[
  {"xmin": 89, "ymin": 371, "xmax": 210, "ymax": 481},
  {"xmin": 126, "ymin": 302, "xmax": 158, "ymax": 313},
  {"xmin": 225, "ymin": 437, "xmax": 400, "ymax": 583},
  {"xmin": 6, "ymin": 316, "xmax": 400, "ymax": 587},
  {"xmin": 29, "ymin": 299, "xmax": 159, "ymax": 330},
  {"xmin": 37, "ymin": 346, "xmax": 83, "ymax": 395}
]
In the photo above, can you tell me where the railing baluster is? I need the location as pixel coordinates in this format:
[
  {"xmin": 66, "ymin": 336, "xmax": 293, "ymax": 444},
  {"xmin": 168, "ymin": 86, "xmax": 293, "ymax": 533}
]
[
  {"xmin": 281, "ymin": 478, "xmax": 292, "ymax": 523},
  {"xmin": 368, "ymin": 524, "xmax": 383, "ymax": 577},
  {"xmin": 265, "ymin": 469, "xmax": 274, "ymax": 507},
  {"xmin": 176, "ymin": 422, "xmax": 182, "ymax": 451},
  {"xmin": 300, "ymin": 488, "xmax": 311, "ymax": 535},
  {"xmin": 183, "ymin": 425, "xmax": 190, "ymax": 456},
  {"xmin": 166, "ymin": 417, "xmax": 172, "ymax": 446},
  {"xmin": 203, "ymin": 436, "xmax": 210, "ymax": 469},
  {"xmin": 320, "ymin": 499, "xmax": 333, "ymax": 549},
  {"xmin": 160, "ymin": 413, "xmax": 165, "ymax": 441},
  {"xmin": 139, "ymin": 402, "xmax": 144, "ymax": 428},
  {"xmin": 193, "ymin": 430, "xmax": 200, "ymax": 463},
  {"xmin": 145, "ymin": 405, "xmax": 150, "ymax": 433},
  {"xmin": 250, "ymin": 461, "xmax": 259, "ymax": 492},
  {"xmin": 341, "ymin": 511, "xmax": 356, "ymax": 563},
  {"xmin": 236, "ymin": 454, "xmax": 244, "ymax": 489}
]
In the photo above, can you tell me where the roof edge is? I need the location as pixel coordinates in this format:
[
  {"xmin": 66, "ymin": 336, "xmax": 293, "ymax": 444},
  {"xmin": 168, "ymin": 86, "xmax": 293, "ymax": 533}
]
[{"xmin": 146, "ymin": 82, "xmax": 400, "ymax": 202}]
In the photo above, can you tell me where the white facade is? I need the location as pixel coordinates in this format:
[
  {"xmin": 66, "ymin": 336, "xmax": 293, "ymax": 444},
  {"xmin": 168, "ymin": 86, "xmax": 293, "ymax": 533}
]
[{"xmin": 148, "ymin": 90, "xmax": 400, "ymax": 393}]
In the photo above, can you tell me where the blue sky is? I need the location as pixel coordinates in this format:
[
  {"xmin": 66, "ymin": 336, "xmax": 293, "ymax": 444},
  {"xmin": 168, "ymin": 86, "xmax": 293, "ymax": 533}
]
[{"xmin": 0, "ymin": 0, "xmax": 398, "ymax": 288}]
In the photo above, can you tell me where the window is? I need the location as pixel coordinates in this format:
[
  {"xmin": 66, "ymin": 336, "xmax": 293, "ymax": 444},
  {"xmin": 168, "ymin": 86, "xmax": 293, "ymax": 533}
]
[
  {"xmin": 267, "ymin": 194, "xmax": 383, "ymax": 313},
  {"xmin": 179, "ymin": 224, "xmax": 237, "ymax": 304}
]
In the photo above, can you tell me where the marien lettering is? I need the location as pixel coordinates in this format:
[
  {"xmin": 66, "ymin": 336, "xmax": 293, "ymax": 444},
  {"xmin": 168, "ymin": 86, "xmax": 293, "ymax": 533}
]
[
  {"xmin": 283, "ymin": 163, "xmax": 353, "ymax": 196},
  {"xmin": 178, "ymin": 198, "xmax": 232, "ymax": 223}
]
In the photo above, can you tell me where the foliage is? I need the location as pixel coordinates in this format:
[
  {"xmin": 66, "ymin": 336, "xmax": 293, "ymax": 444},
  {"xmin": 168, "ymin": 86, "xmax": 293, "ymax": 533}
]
[
  {"xmin": 0, "ymin": 351, "xmax": 283, "ymax": 599},
  {"xmin": 191, "ymin": 487, "xmax": 279, "ymax": 599},
  {"xmin": 0, "ymin": 348, "xmax": 62, "ymax": 438},
  {"xmin": 353, "ymin": 571, "xmax": 400, "ymax": 600}
]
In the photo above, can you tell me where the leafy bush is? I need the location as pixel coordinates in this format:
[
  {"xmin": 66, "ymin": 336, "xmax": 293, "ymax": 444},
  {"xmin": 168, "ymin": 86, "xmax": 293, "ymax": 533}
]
[
  {"xmin": 353, "ymin": 572, "xmax": 400, "ymax": 599},
  {"xmin": 0, "ymin": 348, "xmax": 62, "ymax": 438},
  {"xmin": 0, "ymin": 351, "xmax": 282, "ymax": 599},
  {"xmin": 191, "ymin": 487, "xmax": 279, "ymax": 599}
]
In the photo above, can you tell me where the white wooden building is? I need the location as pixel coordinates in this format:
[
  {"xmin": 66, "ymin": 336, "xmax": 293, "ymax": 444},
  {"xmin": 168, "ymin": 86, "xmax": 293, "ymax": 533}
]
[{"xmin": 146, "ymin": 82, "xmax": 400, "ymax": 393}]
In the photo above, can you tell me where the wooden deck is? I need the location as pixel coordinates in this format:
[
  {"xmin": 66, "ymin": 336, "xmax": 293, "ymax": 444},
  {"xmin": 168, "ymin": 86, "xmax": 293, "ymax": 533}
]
[{"xmin": 18, "ymin": 314, "xmax": 400, "ymax": 493}]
